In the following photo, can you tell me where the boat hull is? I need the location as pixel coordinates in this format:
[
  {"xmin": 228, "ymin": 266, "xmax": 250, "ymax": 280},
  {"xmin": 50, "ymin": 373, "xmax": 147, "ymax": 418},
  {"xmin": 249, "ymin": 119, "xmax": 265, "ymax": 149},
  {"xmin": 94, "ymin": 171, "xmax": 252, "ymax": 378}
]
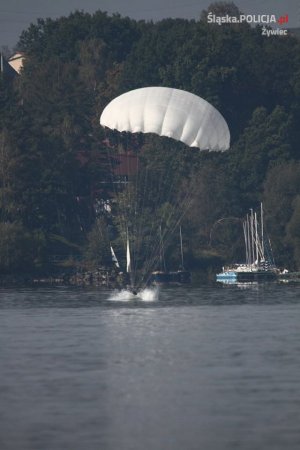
[
  {"xmin": 217, "ymin": 270, "xmax": 277, "ymax": 282},
  {"xmin": 151, "ymin": 270, "xmax": 191, "ymax": 284}
]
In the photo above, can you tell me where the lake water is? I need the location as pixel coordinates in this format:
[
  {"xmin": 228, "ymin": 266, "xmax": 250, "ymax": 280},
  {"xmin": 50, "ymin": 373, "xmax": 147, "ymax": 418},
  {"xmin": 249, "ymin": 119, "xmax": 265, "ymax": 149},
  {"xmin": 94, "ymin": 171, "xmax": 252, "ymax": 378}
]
[{"xmin": 1, "ymin": 283, "xmax": 300, "ymax": 450}]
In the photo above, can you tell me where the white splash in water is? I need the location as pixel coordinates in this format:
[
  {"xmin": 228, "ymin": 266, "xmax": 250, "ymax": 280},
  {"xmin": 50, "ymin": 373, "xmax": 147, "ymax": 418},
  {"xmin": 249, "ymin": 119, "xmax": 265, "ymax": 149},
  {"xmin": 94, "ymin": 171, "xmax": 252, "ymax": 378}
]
[
  {"xmin": 108, "ymin": 286, "xmax": 159, "ymax": 302},
  {"xmin": 108, "ymin": 290, "xmax": 134, "ymax": 302},
  {"xmin": 139, "ymin": 286, "xmax": 160, "ymax": 301}
]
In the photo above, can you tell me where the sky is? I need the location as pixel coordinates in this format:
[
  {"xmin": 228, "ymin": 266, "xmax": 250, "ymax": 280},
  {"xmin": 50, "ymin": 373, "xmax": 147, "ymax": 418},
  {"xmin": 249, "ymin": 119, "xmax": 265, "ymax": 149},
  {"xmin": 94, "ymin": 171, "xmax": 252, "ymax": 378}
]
[{"xmin": 0, "ymin": 0, "xmax": 299, "ymax": 51}]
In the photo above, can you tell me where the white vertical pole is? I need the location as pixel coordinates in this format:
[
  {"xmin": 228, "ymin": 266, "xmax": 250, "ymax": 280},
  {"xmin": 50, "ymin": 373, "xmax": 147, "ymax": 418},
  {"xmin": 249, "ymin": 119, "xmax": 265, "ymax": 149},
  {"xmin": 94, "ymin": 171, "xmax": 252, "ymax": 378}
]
[
  {"xmin": 255, "ymin": 212, "xmax": 259, "ymax": 264},
  {"xmin": 247, "ymin": 214, "xmax": 251, "ymax": 267},
  {"xmin": 261, "ymin": 202, "xmax": 264, "ymax": 260},
  {"xmin": 126, "ymin": 228, "xmax": 131, "ymax": 273},
  {"xmin": 250, "ymin": 209, "xmax": 255, "ymax": 268},
  {"xmin": 243, "ymin": 221, "xmax": 248, "ymax": 265}
]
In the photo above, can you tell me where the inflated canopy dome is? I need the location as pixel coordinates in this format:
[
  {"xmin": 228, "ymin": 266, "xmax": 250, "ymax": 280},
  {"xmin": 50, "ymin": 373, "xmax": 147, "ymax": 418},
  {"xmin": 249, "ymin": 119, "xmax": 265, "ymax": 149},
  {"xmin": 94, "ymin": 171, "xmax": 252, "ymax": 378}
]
[{"xmin": 100, "ymin": 87, "xmax": 230, "ymax": 151}]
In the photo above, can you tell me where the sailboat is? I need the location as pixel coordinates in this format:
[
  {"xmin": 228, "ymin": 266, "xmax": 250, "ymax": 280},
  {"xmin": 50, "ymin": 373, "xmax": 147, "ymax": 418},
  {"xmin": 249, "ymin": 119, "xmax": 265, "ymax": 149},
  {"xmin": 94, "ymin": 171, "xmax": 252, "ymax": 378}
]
[
  {"xmin": 151, "ymin": 226, "xmax": 191, "ymax": 284},
  {"xmin": 216, "ymin": 203, "xmax": 278, "ymax": 282}
]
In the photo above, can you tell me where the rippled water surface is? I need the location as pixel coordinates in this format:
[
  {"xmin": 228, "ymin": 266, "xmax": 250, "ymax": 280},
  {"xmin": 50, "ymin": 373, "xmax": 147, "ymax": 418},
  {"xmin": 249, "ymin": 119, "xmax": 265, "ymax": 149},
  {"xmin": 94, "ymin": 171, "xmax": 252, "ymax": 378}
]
[{"xmin": 1, "ymin": 283, "xmax": 300, "ymax": 450}]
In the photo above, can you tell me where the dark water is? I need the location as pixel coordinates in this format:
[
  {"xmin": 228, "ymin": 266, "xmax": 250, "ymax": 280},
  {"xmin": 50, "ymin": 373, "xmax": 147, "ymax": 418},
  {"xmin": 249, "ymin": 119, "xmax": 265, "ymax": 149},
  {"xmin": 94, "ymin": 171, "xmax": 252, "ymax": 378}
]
[{"xmin": 1, "ymin": 283, "xmax": 300, "ymax": 450}]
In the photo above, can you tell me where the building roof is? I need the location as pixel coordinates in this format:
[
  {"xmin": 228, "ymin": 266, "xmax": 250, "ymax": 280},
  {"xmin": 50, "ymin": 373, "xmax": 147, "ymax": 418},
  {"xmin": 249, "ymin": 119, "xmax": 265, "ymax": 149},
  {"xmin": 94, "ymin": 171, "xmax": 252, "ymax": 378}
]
[
  {"xmin": 112, "ymin": 153, "xmax": 138, "ymax": 177},
  {"xmin": 8, "ymin": 52, "xmax": 25, "ymax": 74},
  {"xmin": 0, "ymin": 52, "xmax": 17, "ymax": 79}
]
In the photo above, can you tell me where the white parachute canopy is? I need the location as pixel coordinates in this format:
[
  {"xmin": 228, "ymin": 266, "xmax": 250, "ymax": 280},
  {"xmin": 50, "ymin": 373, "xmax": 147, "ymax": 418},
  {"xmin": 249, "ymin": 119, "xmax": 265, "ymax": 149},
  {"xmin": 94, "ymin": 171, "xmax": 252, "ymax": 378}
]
[{"xmin": 100, "ymin": 86, "xmax": 230, "ymax": 151}]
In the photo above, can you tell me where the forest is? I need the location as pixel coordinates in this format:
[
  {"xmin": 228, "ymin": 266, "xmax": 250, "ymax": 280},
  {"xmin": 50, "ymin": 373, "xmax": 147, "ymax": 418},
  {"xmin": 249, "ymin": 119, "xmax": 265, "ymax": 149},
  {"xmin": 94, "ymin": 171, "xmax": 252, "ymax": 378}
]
[{"xmin": 0, "ymin": 2, "xmax": 300, "ymax": 280}]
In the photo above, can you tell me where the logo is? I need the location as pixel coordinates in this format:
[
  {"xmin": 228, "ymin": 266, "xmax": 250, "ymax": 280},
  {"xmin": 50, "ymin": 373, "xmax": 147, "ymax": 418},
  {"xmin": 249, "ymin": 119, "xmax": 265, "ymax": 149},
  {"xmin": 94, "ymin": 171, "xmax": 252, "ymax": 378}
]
[{"xmin": 206, "ymin": 12, "xmax": 289, "ymax": 37}]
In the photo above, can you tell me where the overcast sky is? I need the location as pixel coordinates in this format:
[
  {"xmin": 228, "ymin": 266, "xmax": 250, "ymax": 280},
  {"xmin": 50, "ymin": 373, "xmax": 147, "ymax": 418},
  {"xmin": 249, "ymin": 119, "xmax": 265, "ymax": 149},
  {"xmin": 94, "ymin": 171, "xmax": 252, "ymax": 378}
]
[{"xmin": 1, "ymin": 0, "xmax": 299, "ymax": 50}]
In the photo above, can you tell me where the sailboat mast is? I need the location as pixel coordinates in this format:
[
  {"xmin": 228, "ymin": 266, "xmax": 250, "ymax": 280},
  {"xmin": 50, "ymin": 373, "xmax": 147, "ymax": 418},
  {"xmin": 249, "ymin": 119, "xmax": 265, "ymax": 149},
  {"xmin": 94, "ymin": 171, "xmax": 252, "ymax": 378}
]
[
  {"xmin": 250, "ymin": 209, "xmax": 255, "ymax": 267},
  {"xmin": 246, "ymin": 214, "xmax": 251, "ymax": 266},
  {"xmin": 261, "ymin": 202, "xmax": 265, "ymax": 260},
  {"xmin": 255, "ymin": 212, "xmax": 259, "ymax": 263},
  {"xmin": 243, "ymin": 220, "xmax": 248, "ymax": 266}
]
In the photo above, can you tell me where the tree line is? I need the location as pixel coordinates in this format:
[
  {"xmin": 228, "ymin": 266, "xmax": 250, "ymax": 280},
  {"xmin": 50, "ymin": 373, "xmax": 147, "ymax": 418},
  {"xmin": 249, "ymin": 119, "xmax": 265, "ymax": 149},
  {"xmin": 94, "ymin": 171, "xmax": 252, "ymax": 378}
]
[{"xmin": 0, "ymin": 3, "xmax": 300, "ymax": 277}]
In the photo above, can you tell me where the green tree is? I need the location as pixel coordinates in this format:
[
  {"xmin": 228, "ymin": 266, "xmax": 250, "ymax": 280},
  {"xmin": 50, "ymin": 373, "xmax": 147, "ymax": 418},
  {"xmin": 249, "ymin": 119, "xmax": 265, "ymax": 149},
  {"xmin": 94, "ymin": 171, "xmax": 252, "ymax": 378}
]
[
  {"xmin": 200, "ymin": 1, "xmax": 241, "ymax": 21},
  {"xmin": 263, "ymin": 162, "xmax": 300, "ymax": 267},
  {"xmin": 0, "ymin": 222, "xmax": 35, "ymax": 273},
  {"xmin": 286, "ymin": 196, "xmax": 300, "ymax": 269},
  {"xmin": 0, "ymin": 7, "xmax": 297, "ymax": 276},
  {"xmin": 229, "ymin": 106, "xmax": 292, "ymax": 206},
  {"xmin": 85, "ymin": 218, "xmax": 112, "ymax": 267}
]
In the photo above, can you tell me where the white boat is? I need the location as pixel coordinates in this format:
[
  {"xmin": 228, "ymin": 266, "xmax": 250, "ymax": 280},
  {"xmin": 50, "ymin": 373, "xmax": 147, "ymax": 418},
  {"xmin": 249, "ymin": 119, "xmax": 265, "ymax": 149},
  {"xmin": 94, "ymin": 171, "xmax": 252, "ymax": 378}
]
[{"xmin": 216, "ymin": 204, "xmax": 278, "ymax": 282}]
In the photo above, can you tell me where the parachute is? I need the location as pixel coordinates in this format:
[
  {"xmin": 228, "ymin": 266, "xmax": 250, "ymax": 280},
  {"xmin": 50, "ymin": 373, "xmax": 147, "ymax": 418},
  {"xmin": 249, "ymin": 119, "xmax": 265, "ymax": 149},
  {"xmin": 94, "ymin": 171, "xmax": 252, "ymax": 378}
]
[
  {"xmin": 99, "ymin": 87, "xmax": 230, "ymax": 291},
  {"xmin": 100, "ymin": 87, "xmax": 230, "ymax": 151}
]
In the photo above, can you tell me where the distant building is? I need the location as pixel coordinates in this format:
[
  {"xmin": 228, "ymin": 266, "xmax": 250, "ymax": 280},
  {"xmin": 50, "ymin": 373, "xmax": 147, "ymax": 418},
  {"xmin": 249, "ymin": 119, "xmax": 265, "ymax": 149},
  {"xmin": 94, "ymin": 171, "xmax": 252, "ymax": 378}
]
[
  {"xmin": 75, "ymin": 146, "xmax": 139, "ymax": 218},
  {"xmin": 8, "ymin": 52, "xmax": 25, "ymax": 74},
  {"xmin": 0, "ymin": 52, "xmax": 17, "ymax": 78},
  {"xmin": 112, "ymin": 152, "xmax": 138, "ymax": 181}
]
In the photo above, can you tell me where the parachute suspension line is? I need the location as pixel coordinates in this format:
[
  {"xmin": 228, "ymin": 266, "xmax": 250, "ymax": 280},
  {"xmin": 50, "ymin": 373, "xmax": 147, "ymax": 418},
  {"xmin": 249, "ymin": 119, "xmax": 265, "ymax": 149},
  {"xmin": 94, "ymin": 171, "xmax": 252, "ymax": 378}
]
[
  {"xmin": 131, "ymin": 142, "xmax": 172, "ymax": 289},
  {"xmin": 133, "ymin": 161, "xmax": 150, "ymax": 287},
  {"xmin": 123, "ymin": 133, "xmax": 133, "ymax": 282},
  {"xmin": 130, "ymin": 148, "xmax": 178, "ymax": 288},
  {"xmin": 104, "ymin": 132, "xmax": 149, "ymax": 289},
  {"xmin": 159, "ymin": 224, "xmax": 166, "ymax": 272},
  {"xmin": 144, "ymin": 203, "xmax": 192, "ymax": 286},
  {"xmin": 121, "ymin": 137, "xmax": 141, "ymax": 288},
  {"xmin": 134, "ymin": 182, "xmax": 178, "ymax": 285},
  {"xmin": 105, "ymin": 140, "xmax": 123, "ymax": 248},
  {"xmin": 137, "ymin": 170, "xmax": 197, "ymax": 289},
  {"xmin": 109, "ymin": 143, "xmax": 197, "ymax": 292},
  {"xmin": 134, "ymin": 145, "xmax": 185, "ymax": 285},
  {"xmin": 104, "ymin": 131, "xmax": 129, "ymax": 267},
  {"xmin": 132, "ymin": 139, "xmax": 146, "ymax": 287},
  {"xmin": 134, "ymin": 163, "xmax": 160, "ymax": 282},
  {"xmin": 131, "ymin": 148, "xmax": 139, "ymax": 287},
  {"xmin": 134, "ymin": 162, "xmax": 157, "ymax": 288},
  {"xmin": 116, "ymin": 133, "xmax": 153, "ymax": 289},
  {"xmin": 124, "ymin": 144, "xmax": 196, "ymax": 292},
  {"xmin": 139, "ymin": 192, "xmax": 195, "ymax": 291},
  {"xmin": 143, "ymin": 150, "xmax": 195, "ymax": 275},
  {"xmin": 100, "ymin": 87, "xmax": 231, "ymax": 289},
  {"xmin": 135, "ymin": 163, "xmax": 196, "ymax": 291}
]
